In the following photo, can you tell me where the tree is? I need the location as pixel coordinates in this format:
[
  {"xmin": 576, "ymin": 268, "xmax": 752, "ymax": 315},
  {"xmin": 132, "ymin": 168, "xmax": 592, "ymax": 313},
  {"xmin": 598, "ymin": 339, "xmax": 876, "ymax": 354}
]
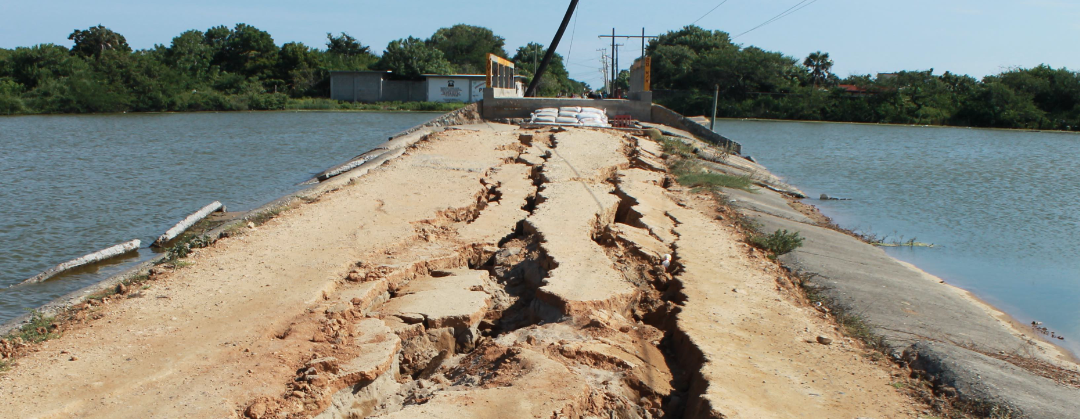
[
  {"xmin": 326, "ymin": 32, "xmax": 369, "ymax": 57},
  {"xmin": 376, "ymin": 37, "xmax": 453, "ymax": 78},
  {"xmin": 803, "ymin": 51, "xmax": 833, "ymax": 87},
  {"xmin": 69, "ymin": 25, "xmax": 131, "ymax": 58},
  {"xmin": 323, "ymin": 32, "xmax": 378, "ymax": 72},
  {"xmin": 511, "ymin": 43, "xmax": 582, "ymax": 97},
  {"xmin": 277, "ymin": 42, "xmax": 322, "ymax": 96},
  {"xmin": 165, "ymin": 30, "xmax": 213, "ymax": 80},
  {"xmin": 213, "ymin": 24, "xmax": 279, "ymax": 81},
  {"xmin": 426, "ymin": 24, "xmax": 508, "ymax": 73}
]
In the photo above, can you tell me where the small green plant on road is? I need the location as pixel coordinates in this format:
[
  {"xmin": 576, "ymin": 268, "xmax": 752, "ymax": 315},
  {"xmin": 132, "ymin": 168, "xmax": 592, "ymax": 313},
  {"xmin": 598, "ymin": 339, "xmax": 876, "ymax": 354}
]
[
  {"xmin": 11, "ymin": 310, "xmax": 60, "ymax": 344},
  {"xmin": 750, "ymin": 229, "xmax": 804, "ymax": 258},
  {"xmin": 672, "ymin": 160, "xmax": 754, "ymax": 192},
  {"xmin": 661, "ymin": 136, "xmax": 695, "ymax": 158}
]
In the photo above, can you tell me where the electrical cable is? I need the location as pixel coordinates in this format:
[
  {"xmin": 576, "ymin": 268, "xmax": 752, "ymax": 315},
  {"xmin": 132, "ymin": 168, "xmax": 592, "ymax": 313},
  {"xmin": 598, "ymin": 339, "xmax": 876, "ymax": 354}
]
[
  {"xmin": 691, "ymin": 0, "xmax": 731, "ymax": 25},
  {"xmin": 733, "ymin": 0, "xmax": 821, "ymax": 39},
  {"xmin": 565, "ymin": 1, "xmax": 580, "ymax": 62}
]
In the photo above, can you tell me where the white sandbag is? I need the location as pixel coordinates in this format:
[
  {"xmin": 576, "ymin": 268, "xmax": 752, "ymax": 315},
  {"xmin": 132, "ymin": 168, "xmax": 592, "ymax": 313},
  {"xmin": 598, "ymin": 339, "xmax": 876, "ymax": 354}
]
[
  {"xmin": 536, "ymin": 108, "xmax": 558, "ymax": 114},
  {"xmin": 532, "ymin": 115, "xmax": 557, "ymax": 123},
  {"xmin": 558, "ymin": 106, "xmax": 581, "ymax": 113},
  {"xmin": 579, "ymin": 107, "xmax": 605, "ymax": 115},
  {"xmin": 555, "ymin": 116, "xmax": 581, "ymax": 124},
  {"xmin": 558, "ymin": 111, "xmax": 580, "ymax": 118}
]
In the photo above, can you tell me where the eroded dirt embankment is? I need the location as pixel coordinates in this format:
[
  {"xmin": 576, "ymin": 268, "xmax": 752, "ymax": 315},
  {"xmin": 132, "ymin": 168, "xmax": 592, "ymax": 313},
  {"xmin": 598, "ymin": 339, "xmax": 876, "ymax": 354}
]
[{"xmin": 0, "ymin": 123, "xmax": 925, "ymax": 418}]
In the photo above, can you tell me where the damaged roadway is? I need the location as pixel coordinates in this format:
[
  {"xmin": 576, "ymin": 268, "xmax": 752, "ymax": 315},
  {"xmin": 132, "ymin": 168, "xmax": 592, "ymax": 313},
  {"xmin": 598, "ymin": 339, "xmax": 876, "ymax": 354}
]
[{"xmin": 0, "ymin": 114, "xmax": 1036, "ymax": 418}]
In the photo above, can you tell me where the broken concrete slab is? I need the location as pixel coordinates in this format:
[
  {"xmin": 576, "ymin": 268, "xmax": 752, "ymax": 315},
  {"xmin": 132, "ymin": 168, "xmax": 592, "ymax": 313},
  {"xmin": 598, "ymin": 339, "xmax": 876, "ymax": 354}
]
[
  {"xmin": 526, "ymin": 182, "xmax": 635, "ymax": 319},
  {"xmin": 615, "ymin": 169, "xmax": 678, "ymax": 244},
  {"xmin": 541, "ymin": 130, "xmax": 629, "ymax": 183},
  {"xmin": 376, "ymin": 270, "xmax": 493, "ymax": 330},
  {"xmin": 337, "ymin": 318, "xmax": 401, "ymax": 384},
  {"xmin": 721, "ymin": 186, "xmax": 812, "ymax": 224}
]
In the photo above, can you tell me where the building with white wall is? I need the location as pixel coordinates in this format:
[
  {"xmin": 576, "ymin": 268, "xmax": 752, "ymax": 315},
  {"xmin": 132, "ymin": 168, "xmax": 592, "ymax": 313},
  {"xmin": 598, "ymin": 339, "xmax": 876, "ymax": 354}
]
[{"xmin": 330, "ymin": 71, "xmax": 524, "ymax": 103}]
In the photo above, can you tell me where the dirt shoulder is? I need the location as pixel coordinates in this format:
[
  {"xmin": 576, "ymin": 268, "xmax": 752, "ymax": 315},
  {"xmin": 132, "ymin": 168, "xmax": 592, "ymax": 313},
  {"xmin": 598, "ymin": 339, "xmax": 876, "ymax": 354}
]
[{"xmin": 0, "ymin": 123, "xmax": 927, "ymax": 418}]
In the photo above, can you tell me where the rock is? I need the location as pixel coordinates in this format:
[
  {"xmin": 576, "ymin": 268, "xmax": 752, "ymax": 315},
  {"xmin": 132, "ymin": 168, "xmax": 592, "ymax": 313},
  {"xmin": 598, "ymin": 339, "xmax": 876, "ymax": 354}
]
[
  {"xmin": 396, "ymin": 312, "xmax": 425, "ymax": 324},
  {"xmin": 247, "ymin": 221, "xmax": 256, "ymax": 229},
  {"xmin": 116, "ymin": 283, "xmax": 127, "ymax": 294},
  {"xmin": 819, "ymin": 193, "xmax": 831, "ymax": 200},
  {"xmin": 816, "ymin": 336, "xmax": 833, "ymax": 345},
  {"xmin": 245, "ymin": 400, "xmax": 268, "ymax": 418},
  {"xmin": 70, "ymin": 356, "xmax": 78, "ymax": 361}
]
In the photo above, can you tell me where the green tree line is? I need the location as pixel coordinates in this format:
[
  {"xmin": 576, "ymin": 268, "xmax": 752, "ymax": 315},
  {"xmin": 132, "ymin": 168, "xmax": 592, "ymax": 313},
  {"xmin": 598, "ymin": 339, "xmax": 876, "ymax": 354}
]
[
  {"xmin": 0, "ymin": 23, "xmax": 585, "ymax": 115},
  {"xmin": 649, "ymin": 26, "xmax": 1080, "ymax": 131}
]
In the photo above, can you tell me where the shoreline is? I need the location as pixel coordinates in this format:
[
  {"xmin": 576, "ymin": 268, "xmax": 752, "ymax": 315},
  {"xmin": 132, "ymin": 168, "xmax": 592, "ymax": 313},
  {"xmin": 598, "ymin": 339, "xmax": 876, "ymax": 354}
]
[
  {"xmin": 897, "ymin": 257, "xmax": 1080, "ymax": 365},
  {"xmin": 711, "ymin": 115, "xmax": 1080, "ymax": 135},
  {"xmin": 0, "ymin": 105, "xmax": 480, "ymax": 337},
  {"xmin": 0, "ymin": 108, "xmax": 456, "ymax": 119},
  {"xmin": 788, "ymin": 196, "xmax": 1079, "ymax": 364}
]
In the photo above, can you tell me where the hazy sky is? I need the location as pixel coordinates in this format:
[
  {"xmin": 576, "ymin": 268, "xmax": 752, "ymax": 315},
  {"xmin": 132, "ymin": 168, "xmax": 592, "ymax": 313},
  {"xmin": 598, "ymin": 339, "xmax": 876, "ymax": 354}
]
[{"xmin": 2, "ymin": 0, "xmax": 1077, "ymax": 88}]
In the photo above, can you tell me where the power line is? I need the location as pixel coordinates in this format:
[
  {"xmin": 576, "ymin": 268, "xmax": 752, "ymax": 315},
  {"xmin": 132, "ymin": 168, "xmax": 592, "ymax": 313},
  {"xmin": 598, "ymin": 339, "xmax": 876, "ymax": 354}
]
[
  {"xmin": 732, "ymin": 0, "xmax": 821, "ymax": 39},
  {"xmin": 691, "ymin": 0, "xmax": 732, "ymax": 25},
  {"xmin": 566, "ymin": 1, "xmax": 580, "ymax": 62}
]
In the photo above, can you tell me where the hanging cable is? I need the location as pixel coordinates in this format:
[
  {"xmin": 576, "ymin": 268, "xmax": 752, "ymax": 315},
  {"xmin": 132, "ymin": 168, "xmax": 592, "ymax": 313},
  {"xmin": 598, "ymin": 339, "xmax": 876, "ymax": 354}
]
[
  {"xmin": 566, "ymin": 1, "xmax": 580, "ymax": 62},
  {"xmin": 691, "ymin": 0, "xmax": 732, "ymax": 25},
  {"xmin": 733, "ymin": 0, "xmax": 821, "ymax": 39}
]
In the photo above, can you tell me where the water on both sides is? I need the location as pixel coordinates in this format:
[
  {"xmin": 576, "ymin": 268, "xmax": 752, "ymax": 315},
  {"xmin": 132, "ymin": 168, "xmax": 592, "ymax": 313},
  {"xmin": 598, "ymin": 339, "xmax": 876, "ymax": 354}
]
[
  {"xmin": 0, "ymin": 111, "xmax": 437, "ymax": 325},
  {"xmin": 712, "ymin": 119, "xmax": 1080, "ymax": 357}
]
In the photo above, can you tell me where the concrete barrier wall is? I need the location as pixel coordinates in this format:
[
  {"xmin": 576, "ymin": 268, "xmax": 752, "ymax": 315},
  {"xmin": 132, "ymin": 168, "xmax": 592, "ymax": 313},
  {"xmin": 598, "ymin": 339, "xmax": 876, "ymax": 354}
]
[{"xmin": 650, "ymin": 104, "xmax": 741, "ymax": 155}]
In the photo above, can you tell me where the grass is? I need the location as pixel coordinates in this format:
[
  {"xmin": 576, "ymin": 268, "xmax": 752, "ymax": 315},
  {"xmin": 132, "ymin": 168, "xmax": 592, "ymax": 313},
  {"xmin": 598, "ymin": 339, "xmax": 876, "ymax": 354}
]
[
  {"xmin": 799, "ymin": 281, "xmax": 889, "ymax": 352},
  {"xmin": 661, "ymin": 136, "xmax": 695, "ymax": 158},
  {"xmin": 749, "ymin": 229, "xmax": 804, "ymax": 259},
  {"xmin": 8, "ymin": 310, "xmax": 60, "ymax": 344},
  {"xmin": 671, "ymin": 160, "xmax": 755, "ymax": 192},
  {"xmin": 643, "ymin": 128, "xmax": 663, "ymax": 141},
  {"xmin": 284, "ymin": 98, "xmax": 467, "ymax": 112},
  {"xmin": 156, "ymin": 235, "xmax": 213, "ymax": 267}
]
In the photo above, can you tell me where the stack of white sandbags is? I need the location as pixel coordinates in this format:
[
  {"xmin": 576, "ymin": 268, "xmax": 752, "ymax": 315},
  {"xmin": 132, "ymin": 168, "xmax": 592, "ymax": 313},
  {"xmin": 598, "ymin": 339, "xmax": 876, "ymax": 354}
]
[{"xmin": 528, "ymin": 107, "xmax": 611, "ymax": 127}]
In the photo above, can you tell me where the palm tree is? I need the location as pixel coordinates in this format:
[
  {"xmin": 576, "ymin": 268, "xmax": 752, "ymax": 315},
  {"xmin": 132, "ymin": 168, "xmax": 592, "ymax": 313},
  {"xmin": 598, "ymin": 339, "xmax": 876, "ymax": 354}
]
[{"xmin": 803, "ymin": 51, "xmax": 833, "ymax": 87}]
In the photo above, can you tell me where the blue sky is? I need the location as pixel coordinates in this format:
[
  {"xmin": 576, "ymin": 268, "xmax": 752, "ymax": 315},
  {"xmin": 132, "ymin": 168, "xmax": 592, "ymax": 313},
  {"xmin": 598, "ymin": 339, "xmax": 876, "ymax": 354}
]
[{"xmin": 2, "ymin": 0, "xmax": 1078, "ymax": 88}]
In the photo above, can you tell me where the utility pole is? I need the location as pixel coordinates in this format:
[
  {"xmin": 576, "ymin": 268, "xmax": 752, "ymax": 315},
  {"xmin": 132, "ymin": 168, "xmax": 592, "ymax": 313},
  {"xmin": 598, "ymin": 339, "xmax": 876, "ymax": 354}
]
[
  {"xmin": 613, "ymin": 43, "xmax": 623, "ymax": 93},
  {"xmin": 710, "ymin": 84, "xmax": 719, "ymax": 131},
  {"xmin": 598, "ymin": 28, "xmax": 658, "ymax": 94},
  {"xmin": 597, "ymin": 48, "xmax": 609, "ymax": 94},
  {"xmin": 526, "ymin": 0, "xmax": 580, "ymax": 97}
]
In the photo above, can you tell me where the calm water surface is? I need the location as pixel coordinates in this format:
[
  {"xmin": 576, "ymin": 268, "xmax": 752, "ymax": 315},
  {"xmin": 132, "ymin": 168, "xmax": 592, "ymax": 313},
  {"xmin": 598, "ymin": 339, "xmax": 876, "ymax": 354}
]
[
  {"xmin": 0, "ymin": 111, "xmax": 436, "ymax": 324},
  {"xmin": 714, "ymin": 119, "xmax": 1080, "ymax": 357}
]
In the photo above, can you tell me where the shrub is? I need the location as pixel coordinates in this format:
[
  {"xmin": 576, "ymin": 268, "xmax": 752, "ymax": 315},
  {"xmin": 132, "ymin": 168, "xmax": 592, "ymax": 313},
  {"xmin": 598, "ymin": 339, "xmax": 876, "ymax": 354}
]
[{"xmin": 750, "ymin": 229, "xmax": 804, "ymax": 256}]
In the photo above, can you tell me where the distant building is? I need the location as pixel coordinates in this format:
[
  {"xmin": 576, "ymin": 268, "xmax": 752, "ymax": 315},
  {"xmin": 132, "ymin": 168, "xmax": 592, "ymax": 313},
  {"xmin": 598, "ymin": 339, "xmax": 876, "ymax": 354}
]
[
  {"xmin": 329, "ymin": 71, "xmax": 525, "ymax": 103},
  {"xmin": 876, "ymin": 72, "xmax": 899, "ymax": 81},
  {"xmin": 837, "ymin": 84, "xmax": 873, "ymax": 97}
]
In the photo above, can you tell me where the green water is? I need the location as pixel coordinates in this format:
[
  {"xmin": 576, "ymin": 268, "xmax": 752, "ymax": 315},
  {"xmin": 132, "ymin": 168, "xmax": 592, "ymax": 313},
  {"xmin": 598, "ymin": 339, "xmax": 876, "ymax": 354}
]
[
  {"xmin": 714, "ymin": 119, "xmax": 1080, "ymax": 357},
  {"xmin": 0, "ymin": 111, "xmax": 436, "ymax": 325}
]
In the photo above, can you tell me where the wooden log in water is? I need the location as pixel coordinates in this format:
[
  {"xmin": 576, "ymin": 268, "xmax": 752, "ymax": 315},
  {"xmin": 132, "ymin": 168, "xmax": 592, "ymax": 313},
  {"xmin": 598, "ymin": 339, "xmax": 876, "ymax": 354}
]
[
  {"xmin": 17, "ymin": 239, "xmax": 141, "ymax": 286},
  {"xmin": 152, "ymin": 201, "xmax": 223, "ymax": 247},
  {"xmin": 315, "ymin": 148, "xmax": 388, "ymax": 182}
]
